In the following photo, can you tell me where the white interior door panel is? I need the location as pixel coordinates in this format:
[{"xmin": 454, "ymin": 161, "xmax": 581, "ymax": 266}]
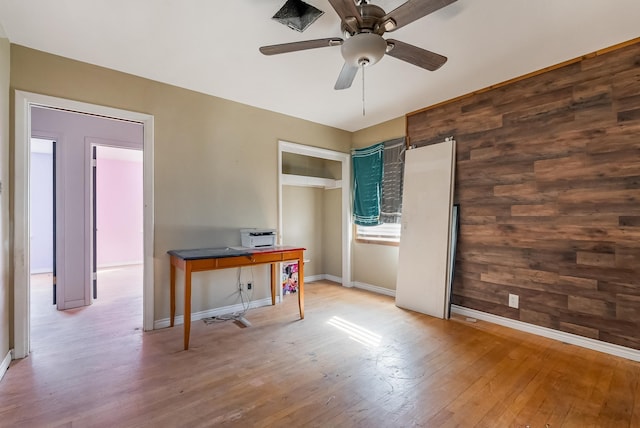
[{"xmin": 395, "ymin": 139, "xmax": 456, "ymax": 318}]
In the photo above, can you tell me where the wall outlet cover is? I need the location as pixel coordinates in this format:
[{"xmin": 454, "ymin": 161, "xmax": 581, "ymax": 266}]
[{"xmin": 508, "ymin": 293, "xmax": 519, "ymax": 309}]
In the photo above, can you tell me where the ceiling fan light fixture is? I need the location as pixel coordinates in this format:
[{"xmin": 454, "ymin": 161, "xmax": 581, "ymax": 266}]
[
  {"xmin": 340, "ymin": 32, "xmax": 386, "ymax": 67},
  {"xmin": 382, "ymin": 18, "xmax": 396, "ymax": 32}
]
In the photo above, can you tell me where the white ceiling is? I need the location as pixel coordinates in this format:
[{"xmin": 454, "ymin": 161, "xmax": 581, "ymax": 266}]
[{"xmin": 1, "ymin": 0, "xmax": 639, "ymax": 132}]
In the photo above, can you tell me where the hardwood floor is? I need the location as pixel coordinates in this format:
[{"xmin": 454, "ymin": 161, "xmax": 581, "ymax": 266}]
[{"xmin": 1, "ymin": 268, "xmax": 639, "ymax": 427}]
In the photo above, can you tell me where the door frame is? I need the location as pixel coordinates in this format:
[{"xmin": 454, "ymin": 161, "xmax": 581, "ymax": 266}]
[
  {"xmin": 277, "ymin": 140, "xmax": 352, "ymax": 287},
  {"xmin": 13, "ymin": 91, "xmax": 155, "ymax": 359}
]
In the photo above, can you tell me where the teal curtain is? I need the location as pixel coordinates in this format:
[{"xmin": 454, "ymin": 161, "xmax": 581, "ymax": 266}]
[{"xmin": 352, "ymin": 143, "xmax": 384, "ymax": 226}]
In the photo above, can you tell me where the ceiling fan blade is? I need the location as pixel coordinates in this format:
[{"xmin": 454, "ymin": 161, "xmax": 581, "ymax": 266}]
[
  {"xmin": 382, "ymin": 0, "xmax": 457, "ymax": 32},
  {"xmin": 385, "ymin": 39, "xmax": 447, "ymax": 71},
  {"xmin": 327, "ymin": 0, "xmax": 362, "ymax": 33},
  {"xmin": 259, "ymin": 38, "xmax": 343, "ymax": 55},
  {"xmin": 334, "ymin": 63, "xmax": 359, "ymax": 90}
]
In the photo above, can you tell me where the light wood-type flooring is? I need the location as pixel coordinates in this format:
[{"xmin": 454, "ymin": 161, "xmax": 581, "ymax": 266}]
[{"xmin": 1, "ymin": 265, "xmax": 639, "ymax": 427}]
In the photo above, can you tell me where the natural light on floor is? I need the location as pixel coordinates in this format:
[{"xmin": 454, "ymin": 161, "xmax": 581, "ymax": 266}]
[{"xmin": 327, "ymin": 316, "xmax": 382, "ymax": 348}]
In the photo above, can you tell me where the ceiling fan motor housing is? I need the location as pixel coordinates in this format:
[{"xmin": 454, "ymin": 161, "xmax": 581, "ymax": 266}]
[
  {"xmin": 341, "ymin": 32, "xmax": 387, "ymax": 67},
  {"xmin": 342, "ymin": 2, "xmax": 386, "ymax": 35}
]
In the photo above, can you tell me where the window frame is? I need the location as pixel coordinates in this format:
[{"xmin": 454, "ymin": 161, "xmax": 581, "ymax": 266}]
[{"xmin": 353, "ymin": 137, "xmax": 405, "ymax": 246}]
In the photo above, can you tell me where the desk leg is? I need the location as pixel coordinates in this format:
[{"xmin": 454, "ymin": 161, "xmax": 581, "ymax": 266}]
[
  {"xmin": 298, "ymin": 256, "xmax": 305, "ymax": 319},
  {"xmin": 270, "ymin": 263, "xmax": 277, "ymax": 305},
  {"xmin": 170, "ymin": 261, "xmax": 176, "ymax": 327},
  {"xmin": 184, "ymin": 262, "xmax": 192, "ymax": 350}
]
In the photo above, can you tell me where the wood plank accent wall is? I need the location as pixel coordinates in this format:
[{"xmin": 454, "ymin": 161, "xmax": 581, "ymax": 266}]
[{"xmin": 406, "ymin": 40, "xmax": 640, "ymax": 350}]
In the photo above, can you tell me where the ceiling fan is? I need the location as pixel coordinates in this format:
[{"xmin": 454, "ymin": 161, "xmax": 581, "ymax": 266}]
[{"xmin": 259, "ymin": 0, "xmax": 457, "ymax": 90}]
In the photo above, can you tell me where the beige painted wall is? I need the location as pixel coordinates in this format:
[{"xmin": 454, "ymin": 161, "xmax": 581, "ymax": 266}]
[
  {"xmin": 282, "ymin": 186, "xmax": 343, "ymax": 281},
  {"xmin": 10, "ymin": 45, "xmax": 351, "ymax": 322},
  {"xmin": 0, "ymin": 37, "xmax": 9, "ymax": 366},
  {"xmin": 322, "ymin": 188, "xmax": 342, "ymax": 279},
  {"xmin": 282, "ymin": 186, "xmax": 323, "ymax": 278},
  {"xmin": 351, "ymin": 116, "xmax": 405, "ymax": 148},
  {"xmin": 282, "ymin": 153, "xmax": 341, "ymax": 180},
  {"xmin": 351, "ymin": 116, "xmax": 405, "ymax": 291}
]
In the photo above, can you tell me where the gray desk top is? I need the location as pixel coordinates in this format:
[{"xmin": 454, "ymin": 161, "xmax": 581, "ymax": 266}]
[{"xmin": 167, "ymin": 246, "xmax": 304, "ymax": 261}]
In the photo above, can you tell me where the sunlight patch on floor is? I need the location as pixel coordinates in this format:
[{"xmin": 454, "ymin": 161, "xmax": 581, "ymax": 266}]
[{"xmin": 327, "ymin": 315, "xmax": 382, "ymax": 348}]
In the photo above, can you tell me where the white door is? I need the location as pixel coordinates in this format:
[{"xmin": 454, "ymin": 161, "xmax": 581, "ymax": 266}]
[{"xmin": 395, "ymin": 139, "xmax": 456, "ymax": 318}]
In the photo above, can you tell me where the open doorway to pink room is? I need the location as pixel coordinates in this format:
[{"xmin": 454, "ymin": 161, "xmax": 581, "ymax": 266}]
[
  {"xmin": 14, "ymin": 92, "xmax": 154, "ymax": 360},
  {"xmin": 27, "ymin": 104, "xmax": 144, "ymax": 358},
  {"xmin": 29, "ymin": 141, "xmax": 144, "ymax": 356}
]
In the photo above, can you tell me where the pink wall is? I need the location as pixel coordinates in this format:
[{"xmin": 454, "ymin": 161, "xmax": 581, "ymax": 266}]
[{"xmin": 96, "ymin": 153, "xmax": 143, "ymax": 267}]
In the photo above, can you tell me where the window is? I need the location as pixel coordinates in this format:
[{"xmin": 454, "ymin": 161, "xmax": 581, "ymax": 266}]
[
  {"xmin": 356, "ymin": 222, "xmax": 401, "ymax": 244},
  {"xmin": 353, "ymin": 138, "xmax": 405, "ymax": 245}
]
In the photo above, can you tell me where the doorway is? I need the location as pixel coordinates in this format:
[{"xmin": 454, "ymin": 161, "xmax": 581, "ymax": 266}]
[
  {"xmin": 93, "ymin": 145, "xmax": 144, "ymax": 301},
  {"xmin": 29, "ymin": 143, "xmax": 144, "ymax": 352},
  {"xmin": 29, "ymin": 138, "xmax": 54, "ymax": 277},
  {"xmin": 29, "ymin": 138, "xmax": 55, "ymax": 318},
  {"xmin": 277, "ymin": 140, "xmax": 351, "ymax": 290},
  {"xmin": 14, "ymin": 91, "xmax": 155, "ymax": 359}
]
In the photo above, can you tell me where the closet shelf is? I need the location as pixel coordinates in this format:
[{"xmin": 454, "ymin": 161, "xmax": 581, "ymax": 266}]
[{"xmin": 281, "ymin": 173, "xmax": 342, "ymax": 189}]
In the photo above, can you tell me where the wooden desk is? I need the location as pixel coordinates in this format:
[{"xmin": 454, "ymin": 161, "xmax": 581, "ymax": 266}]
[{"xmin": 168, "ymin": 246, "xmax": 305, "ymax": 350}]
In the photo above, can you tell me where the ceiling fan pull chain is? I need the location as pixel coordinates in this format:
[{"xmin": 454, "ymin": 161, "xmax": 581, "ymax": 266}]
[{"xmin": 362, "ymin": 65, "xmax": 366, "ymax": 116}]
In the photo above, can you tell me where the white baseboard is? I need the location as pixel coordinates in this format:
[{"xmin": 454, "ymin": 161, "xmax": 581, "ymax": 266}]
[
  {"xmin": 305, "ymin": 275, "xmax": 396, "ymax": 297},
  {"xmin": 451, "ymin": 305, "xmax": 640, "ymax": 362},
  {"xmin": 324, "ymin": 274, "xmax": 342, "ymax": 284},
  {"xmin": 98, "ymin": 261, "xmax": 143, "ymax": 269},
  {"xmin": 30, "ymin": 268, "xmax": 53, "ymax": 275},
  {"xmin": 154, "ymin": 297, "xmax": 278, "ymax": 329},
  {"xmin": 0, "ymin": 349, "xmax": 12, "ymax": 382},
  {"xmin": 304, "ymin": 274, "xmax": 343, "ymax": 285},
  {"xmin": 304, "ymin": 274, "xmax": 325, "ymax": 283},
  {"xmin": 353, "ymin": 281, "xmax": 396, "ymax": 297}
]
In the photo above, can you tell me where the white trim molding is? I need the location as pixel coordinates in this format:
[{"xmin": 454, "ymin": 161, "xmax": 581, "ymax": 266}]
[
  {"xmin": 97, "ymin": 261, "xmax": 144, "ymax": 269},
  {"xmin": 304, "ymin": 274, "xmax": 325, "ymax": 283},
  {"xmin": 277, "ymin": 140, "xmax": 352, "ymax": 289},
  {"xmin": 154, "ymin": 297, "xmax": 278, "ymax": 329},
  {"xmin": 452, "ymin": 305, "xmax": 640, "ymax": 363},
  {"xmin": 353, "ymin": 281, "xmax": 396, "ymax": 297},
  {"xmin": 0, "ymin": 349, "xmax": 11, "ymax": 381},
  {"xmin": 304, "ymin": 273, "xmax": 344, "ymax": 285},
  {"xmin": 29, "ymin": 268, "xmax": 53, "ymax": 275},
  {"xmin": 13, "ymin": 91, "xmax": 155, "ymax": 359},
  {"xmin": 323, "ymin": 274, "xmax": 343, "ymax": 284}
]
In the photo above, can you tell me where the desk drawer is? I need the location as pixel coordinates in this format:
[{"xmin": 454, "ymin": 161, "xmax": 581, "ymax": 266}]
[
  {"xmin": 216, "ymin": 255, "xmax": 254, "ymax": 268},
  {"xmin": 280, "ymin": 251, "xmax": 302, "ymax": 262},
  {"xmin": 248, "ymin": 253, "xmax": 283, "ymax": 264},
  {"xmin": 213, "ymin": 253, "xmax": 279, "ymax": 268},
  {"xmin": 189, "ymin": 258, "xmax": 217, "ymax": 271}
]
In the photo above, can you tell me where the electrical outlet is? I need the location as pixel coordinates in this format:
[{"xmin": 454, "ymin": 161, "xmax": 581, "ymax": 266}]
[
  {"xmin": 508, "ymin": 293, "xmax": 519, "ymax": 309},
  {"xmin": 247, "ymin": 282, "xmax": 253, "ymax": 290}
]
